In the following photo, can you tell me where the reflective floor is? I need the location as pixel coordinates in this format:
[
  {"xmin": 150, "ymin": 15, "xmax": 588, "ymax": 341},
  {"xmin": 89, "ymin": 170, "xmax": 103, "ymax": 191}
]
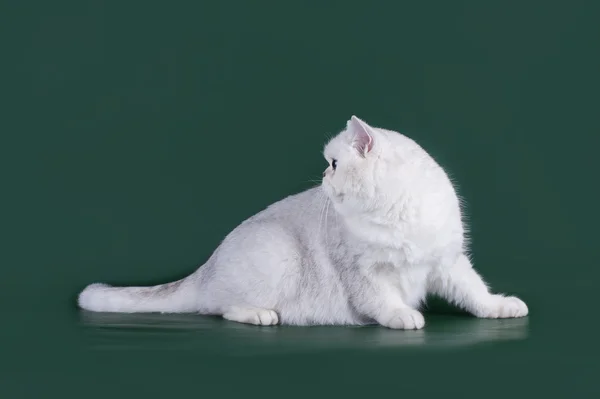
[{"xmin": 79, "ymin": 310, "xmax": 530, "ymax": 356}]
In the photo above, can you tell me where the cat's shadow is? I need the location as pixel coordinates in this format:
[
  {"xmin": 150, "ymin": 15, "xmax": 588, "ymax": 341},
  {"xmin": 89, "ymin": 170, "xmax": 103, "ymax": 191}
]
[{"xmin": 78, "ymin": 298, "xmax": 529, "ymax": 356}]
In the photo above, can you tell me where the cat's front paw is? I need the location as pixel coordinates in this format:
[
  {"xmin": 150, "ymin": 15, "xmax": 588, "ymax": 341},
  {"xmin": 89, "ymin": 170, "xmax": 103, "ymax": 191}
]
[
  {"xmin": 476, "ymin": 295, "xmax": 529, "ymax": 319},
  {"xmin": 380, "ymin": 308, "xmax": 425, "ymax": 330}
]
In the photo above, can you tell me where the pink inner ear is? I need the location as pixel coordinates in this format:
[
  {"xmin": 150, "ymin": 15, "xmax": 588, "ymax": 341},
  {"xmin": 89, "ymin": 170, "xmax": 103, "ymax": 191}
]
[{"xmin": 350, "ymin": 117, "xmax": 374, "ymax": 156}]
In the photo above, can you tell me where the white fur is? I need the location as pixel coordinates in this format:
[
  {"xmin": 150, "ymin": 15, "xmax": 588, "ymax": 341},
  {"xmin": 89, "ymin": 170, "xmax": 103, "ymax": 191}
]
[{"xmin": 78, "ymin": 116, "xmax": 528, "ymax": 329}]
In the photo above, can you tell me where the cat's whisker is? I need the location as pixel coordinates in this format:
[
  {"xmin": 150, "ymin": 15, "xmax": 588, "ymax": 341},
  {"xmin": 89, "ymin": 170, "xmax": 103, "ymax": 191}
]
[
  {"xmin": 324, "ymin": 198, "xmax": 332, "ymax": 248},
  {"xmin": 317, "ymin": 195, "xmax": 327, "ymax": 244},
  {"xmin": 333, "ymin": 200, "xmax": 340, "ymax": 241},
  {"xmin": 319, "ymin": 194, "xmax": 330, "ymax": 248}
]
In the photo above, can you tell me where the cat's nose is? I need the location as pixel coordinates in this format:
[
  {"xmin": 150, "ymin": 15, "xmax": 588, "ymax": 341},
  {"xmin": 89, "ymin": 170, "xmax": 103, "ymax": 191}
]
[{"xmin": 323, "ymin": 171, "xmax": 326, "ymax": 177}]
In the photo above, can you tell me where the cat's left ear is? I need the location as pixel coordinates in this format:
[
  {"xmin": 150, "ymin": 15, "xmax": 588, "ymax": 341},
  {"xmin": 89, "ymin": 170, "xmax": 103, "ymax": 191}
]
[{"xmin": 348, "ymin": 115, "xmax": 374, "ymax": 157}]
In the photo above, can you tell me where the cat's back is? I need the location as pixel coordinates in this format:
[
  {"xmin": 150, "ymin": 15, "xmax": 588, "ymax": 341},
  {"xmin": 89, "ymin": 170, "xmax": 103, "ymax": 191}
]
[
  {"xmin": 247, "ymin": 186, "xmax": 323, "ymax": 226},
  {"xmin": 213, "ymin": 186, "xmax": 323, "ymax": 256}
]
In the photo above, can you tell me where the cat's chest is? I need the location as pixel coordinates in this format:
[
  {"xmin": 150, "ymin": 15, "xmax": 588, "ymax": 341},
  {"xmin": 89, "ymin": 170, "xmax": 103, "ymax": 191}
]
[
  {"xmin": 341, "ymin": 227, "xmax": 443, "ymax": 269},
  {"xmin": 342, "ymin": 215, "xmax": 460, "ymax": 265},
  {"xmin": 355, "ymin": 243, "xmax": 434, "ymax": 270}
]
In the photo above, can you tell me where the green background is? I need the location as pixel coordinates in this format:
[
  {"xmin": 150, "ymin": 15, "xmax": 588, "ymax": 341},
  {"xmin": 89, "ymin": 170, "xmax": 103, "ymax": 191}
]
[{"xmin": 2, "ymin": 1, "xmax": 600, "ymax": 397}]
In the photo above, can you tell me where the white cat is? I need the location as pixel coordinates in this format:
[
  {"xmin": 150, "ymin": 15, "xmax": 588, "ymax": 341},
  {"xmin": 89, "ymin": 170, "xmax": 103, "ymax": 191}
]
[{"xmin": 78, "ymin": 116, "xmax": 528, "ymax": 329}]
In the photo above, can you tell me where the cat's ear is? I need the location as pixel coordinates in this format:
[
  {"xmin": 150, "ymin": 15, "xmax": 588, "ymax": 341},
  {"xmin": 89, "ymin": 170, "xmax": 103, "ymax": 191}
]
[{"xmin": 348, "ymin": 115, "xmax": 374, "ymax": 157}]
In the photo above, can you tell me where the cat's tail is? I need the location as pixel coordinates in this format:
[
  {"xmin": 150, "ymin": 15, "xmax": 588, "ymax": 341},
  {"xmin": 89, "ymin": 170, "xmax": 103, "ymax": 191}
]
[{"xmin": 77, "ymin": 272, "xmax": 200, "ymax": 314}]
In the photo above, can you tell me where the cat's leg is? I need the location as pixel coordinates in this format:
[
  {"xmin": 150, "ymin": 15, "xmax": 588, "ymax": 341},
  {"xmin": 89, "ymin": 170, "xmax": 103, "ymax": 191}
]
[
  {"xmin": 222, "ymin": 306, "xmax": 280, "ymax": 326},
  {"xmin": 428, "ymin": 254, "xmax": 528, "ymax": 318},
  {"xmin": 377, "ymin": 306, "xmax": 425, "ymax": 330},
  {"xmin": 347, "ymin": 274, "xmax": 425, "ymax": 330}
]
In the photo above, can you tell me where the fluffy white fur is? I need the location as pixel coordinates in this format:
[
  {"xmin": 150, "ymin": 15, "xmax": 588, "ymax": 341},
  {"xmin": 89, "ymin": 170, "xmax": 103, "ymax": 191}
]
[{"xmin": 78, "ymin": 116, "xmax": 528, "ymax": 329}]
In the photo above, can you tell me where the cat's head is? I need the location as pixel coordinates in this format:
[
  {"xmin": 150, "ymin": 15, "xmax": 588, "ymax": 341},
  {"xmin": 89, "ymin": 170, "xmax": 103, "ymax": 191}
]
[{"xmin": 321, "ymin": 116, "xmax": 436, "ymax": 222}]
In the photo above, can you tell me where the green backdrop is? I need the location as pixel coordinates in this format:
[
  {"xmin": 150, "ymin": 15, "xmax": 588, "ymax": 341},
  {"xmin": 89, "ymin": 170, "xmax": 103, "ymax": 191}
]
[{"xmin": 2, "ymin": 1, "xmax": 600, "ymax": 398}]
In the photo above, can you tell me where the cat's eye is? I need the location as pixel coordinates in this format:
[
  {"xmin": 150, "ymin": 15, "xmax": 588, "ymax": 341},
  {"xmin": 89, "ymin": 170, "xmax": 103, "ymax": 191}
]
[{"xmin": 332, "ymin": 159, "xmax": 337, "ymax": 170}]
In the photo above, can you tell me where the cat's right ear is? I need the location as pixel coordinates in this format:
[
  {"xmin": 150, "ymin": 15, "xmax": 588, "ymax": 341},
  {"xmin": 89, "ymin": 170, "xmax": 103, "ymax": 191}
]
[{"xmin": 348, "ymin": 115, "xmax": 374, "ymax": 157}]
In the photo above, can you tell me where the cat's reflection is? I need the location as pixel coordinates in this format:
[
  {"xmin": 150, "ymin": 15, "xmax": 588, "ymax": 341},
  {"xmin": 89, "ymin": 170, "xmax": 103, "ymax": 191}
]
[{"xmin": 79, "ymin": 311, "xmax": 528, "ymax": 355}]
